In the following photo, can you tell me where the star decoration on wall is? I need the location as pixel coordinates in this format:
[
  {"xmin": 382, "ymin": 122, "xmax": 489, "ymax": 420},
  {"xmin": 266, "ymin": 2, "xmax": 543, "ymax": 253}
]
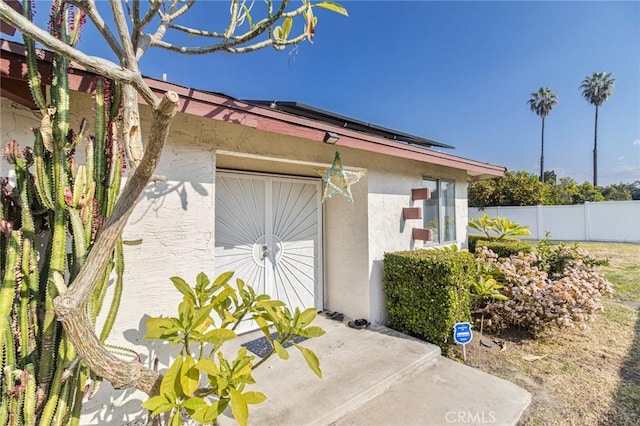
[{"xmin": 314, "ymin": 152, "xmax": 364, "ymax": 203}]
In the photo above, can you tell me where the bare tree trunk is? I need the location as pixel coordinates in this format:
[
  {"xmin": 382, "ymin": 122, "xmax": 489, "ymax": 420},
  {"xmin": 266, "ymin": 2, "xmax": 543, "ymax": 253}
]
[
  {"xmin": 122, "ymin": 84, "xmax": 146, "ymax": 171},
  {"xmin": 540, "ymin": 116, "xmax": 545, "ymax": 183},
  {"xmin": 53, "ymin": 91, "xmax": 179, "ymax": 396},
  {"xmin": 593, "ymin": 106, "xmax": 599, "ymax": 186}
]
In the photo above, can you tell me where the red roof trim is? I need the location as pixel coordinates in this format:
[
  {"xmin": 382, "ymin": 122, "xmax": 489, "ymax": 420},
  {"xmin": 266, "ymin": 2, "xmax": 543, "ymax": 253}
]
[{"xmin": 0, "ymin": 39, "xmax": 505, "ymax": 177}]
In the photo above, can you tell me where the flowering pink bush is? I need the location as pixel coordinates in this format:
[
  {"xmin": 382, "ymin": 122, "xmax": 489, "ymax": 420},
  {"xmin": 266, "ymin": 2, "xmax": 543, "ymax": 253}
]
[{"xmin": 476, "ymin": 245, "xmax": 613, "ymax": 333}]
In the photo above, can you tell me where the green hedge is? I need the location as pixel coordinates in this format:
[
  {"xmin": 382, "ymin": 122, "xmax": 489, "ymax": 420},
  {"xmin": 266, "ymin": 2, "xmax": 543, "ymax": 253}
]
[
  {"xmin": 468, "ymin": 235, "xmax": 531, "ymax": 258},
  {"xmin": 384, "ymin": 249, "xmax": 475, "ymax": 350},
  {"xmin": 467, "ymin": 234, "xmax": 487, "ymax": 253},
  {"xmin": 475, "ymin": 238, "xmax": 532, "ymax": 258}
]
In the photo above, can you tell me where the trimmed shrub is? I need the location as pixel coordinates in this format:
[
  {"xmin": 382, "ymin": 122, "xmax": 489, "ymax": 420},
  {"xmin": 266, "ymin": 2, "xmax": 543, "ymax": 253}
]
[
  {"xmin": 384, "ymin": 248, "xmax": 475, "ymax": 350},
  {"xmin": 469, "ymin": 235, "xmax": 531, "ymax": 257},
  {"xmin": 467, "ymin": 234, "xmax": 486, "ymax": 253},
  {"xmin": 476, "ymin": 246, "xmax": 613, "ymax": 333},
  {"xmin": 477, "ymin": 238, "xmax": 531, "ymax": 258}
]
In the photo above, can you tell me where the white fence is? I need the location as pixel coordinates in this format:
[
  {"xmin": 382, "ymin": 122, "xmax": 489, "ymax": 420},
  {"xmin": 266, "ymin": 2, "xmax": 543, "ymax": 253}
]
[{"xmin": 469, "ymin": 201, "xmax": 640, "ymax": 243}]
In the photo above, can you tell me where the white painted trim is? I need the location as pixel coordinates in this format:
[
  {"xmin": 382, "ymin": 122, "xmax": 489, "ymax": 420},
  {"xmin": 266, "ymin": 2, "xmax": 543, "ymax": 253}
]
[{"xmin": 216, "ymin": 149, "xmax": 368, "ymax": 172}]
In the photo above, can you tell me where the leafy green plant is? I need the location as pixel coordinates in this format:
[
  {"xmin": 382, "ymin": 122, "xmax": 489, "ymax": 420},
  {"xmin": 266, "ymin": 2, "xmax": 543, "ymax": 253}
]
[
  {"xmin": 535, "ymin": 232, "xmax": 609, "ymax": 275},
  {"xmin": 468, "ymin": 170, "xmax": 545, "ymax": 208},
  {"xmin": 470, "ymin": 264, "xmax": 508, "ymax": 336},
  {"xmin": 468, "ymin": 214, "xmax": 532, "ymax": 240},
  {"xmin": 142, "ymin": 272, "xmax": 325, "ymax": 426}
]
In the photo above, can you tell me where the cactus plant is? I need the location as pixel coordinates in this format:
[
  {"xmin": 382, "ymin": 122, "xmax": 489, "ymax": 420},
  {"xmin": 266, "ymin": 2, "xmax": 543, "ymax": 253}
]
[{"xmin": 0, "ymin": 1, "xmax": 126, "ymax": 424}]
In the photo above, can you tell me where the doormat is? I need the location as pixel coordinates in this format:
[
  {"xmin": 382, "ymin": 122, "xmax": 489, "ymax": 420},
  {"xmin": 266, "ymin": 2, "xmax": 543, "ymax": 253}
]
[{"xmin": 241, "ymin": 333, "xmax": 308, "ymax": 358}]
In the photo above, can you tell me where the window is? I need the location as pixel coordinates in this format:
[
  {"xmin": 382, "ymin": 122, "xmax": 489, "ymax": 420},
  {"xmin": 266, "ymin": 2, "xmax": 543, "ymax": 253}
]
[{"xmin": 422, "ymin": 178, "xmax": 456, "ymax": 244}]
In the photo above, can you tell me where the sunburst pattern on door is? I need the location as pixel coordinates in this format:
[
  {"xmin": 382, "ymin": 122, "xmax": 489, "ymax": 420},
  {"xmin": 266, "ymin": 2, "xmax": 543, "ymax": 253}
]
[{"xmin": 215, "ymin": 172, "xmax": 321, "ymax": 330}]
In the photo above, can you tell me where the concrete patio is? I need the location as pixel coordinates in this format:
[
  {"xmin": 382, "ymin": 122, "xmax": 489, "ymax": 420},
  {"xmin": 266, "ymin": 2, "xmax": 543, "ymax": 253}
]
[{"xmin": 217, "ymin": 315, "xmax": 531, "ymax": 426}]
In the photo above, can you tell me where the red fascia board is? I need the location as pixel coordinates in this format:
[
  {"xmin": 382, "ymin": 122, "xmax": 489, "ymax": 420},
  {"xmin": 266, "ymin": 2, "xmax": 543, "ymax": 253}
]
[
  {"xmin": 146, "ymin": 79, "xmax": 505, "ymax": 176},
  {"xmin": 0, "ymin": 40, "xmax": 505, "ymax": 177}
]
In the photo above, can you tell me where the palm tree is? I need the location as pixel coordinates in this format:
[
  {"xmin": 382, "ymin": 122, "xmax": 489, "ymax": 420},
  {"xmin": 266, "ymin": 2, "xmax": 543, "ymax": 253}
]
[
  {"xmin": 528, "ymin": 87, "xmax": 558, "ymax": 182},
  {"xmin": 580, "ymin": 72, "xmax": 615, "ymax": 186}
]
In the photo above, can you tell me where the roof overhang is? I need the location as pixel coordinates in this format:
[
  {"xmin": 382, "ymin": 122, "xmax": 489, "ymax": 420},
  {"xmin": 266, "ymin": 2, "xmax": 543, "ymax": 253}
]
[
  {"xmin": 242, "ymin": 100, "xmax": 455, "ymax": 150},
  {"xmin": 0, "ymin": 39, "xmax": 505, "ymax": 180}
]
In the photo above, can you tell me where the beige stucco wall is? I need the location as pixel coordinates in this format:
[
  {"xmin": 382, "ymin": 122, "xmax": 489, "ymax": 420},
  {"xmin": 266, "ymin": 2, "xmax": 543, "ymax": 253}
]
[{"xmin": 1, "ymin": 93, "xmax": 471, "ymax": 423}]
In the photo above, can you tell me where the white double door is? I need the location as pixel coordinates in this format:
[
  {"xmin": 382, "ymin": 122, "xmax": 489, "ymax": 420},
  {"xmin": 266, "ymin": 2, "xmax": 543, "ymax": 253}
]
[{"xmin": 214, "ymin": 172, "xmax": 322, "ymax": 332}]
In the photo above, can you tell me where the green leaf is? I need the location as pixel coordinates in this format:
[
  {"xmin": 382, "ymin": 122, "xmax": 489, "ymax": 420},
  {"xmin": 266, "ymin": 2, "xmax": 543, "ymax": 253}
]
[
  {"xmin": 191, "ymin": 406, "xmax": 209, "ymax": 424},
  {"xmin": 142, "ymin": 395, "xmax": 171, "ymax": 413},
  {"xmin": 161, "ymin": 355, "xmax": 184, "ymax": 401},
  {"xmin": 212, "ymin": 287, "xmax": 237, "ymax": 307},
  {"xmin": 223, "ymin": 310, "xmax": 237, "ymax": 325},
  {"xmin": 232, "ymin": 354, "xmax": 253, "ymax": 379},
  {"xmin": 273, "ymin": 26, "xmax": 283, "ymax": 41},
  {"xmin": 169, "ymin": 412, "xmax": 182, "ymax": 426},
  {"xmin": 202, "ymin": 328, "xmax": 237, "ymax": 345},
  {"xmin": 181, "ymin": 355, "xmax": 200, "ymax": 396},
  {"xmin": 298, "ymin": 308, "xmax": 317, "ymax": 327},
  {"xmin": 298, "ymin": 326, "xmax": 326, "ymax": 338},
  {"xmin": 213, "ymin": 271, "xmax": 234, "ymax": 288},
  {"xmin": 314, "ymin": 1, "xmax": 349, "ymax": 16},
  {"xmin": 151, "ymin": 403, "xmax": 176, "ymax": 418},
  {"xmin": 196, "ymin": 272, "xmax": 210, "ymax": 290},
  {"xmin": 254, "ymin": 315, "xmax": 270, "ymax": 337},
  {"xmin": 144, "ymin": 317, "xmax": 177, "ymax": 340},
  {"xmin": 281, "ymin": 16, "xmax": 293, "ymax": 39},
  {"xmin": 294, "ymin": 344, "xmax": 322, "ymax": 378},
  {"xmin": 182, "ymin": 396, "xmax": 207, "ymax": 412},
  {"xmin": 195, "ymin": 359, "xmax": 220, "ymax": 376},
  {"xmin": 230, "ymin": 388, "xmax": 249, "ymax": 426},
  {"xmin": 178, "ymin": 299, "xmax": 194, "ymax": 328},
  {"xmin": 243, "ymin": 391, "xmax": 267, "ymax": 405},
  {"xmin": 242, "ymin": 4, "xmax": 254, "ymax": 28},
  {"xmin": 192, "ymin": 401, "xmax": 224, "ymax": 424},
  {"xmin": 273, "ymin": 340, "xmax": 289, "ymax": 359},
  {"xmin": 191, "ymin": 305, "xmax": 214, "ymax": 331},
  {"xmin": 171, "ymin": 276, "xmax": 196, "ymax": 303}
]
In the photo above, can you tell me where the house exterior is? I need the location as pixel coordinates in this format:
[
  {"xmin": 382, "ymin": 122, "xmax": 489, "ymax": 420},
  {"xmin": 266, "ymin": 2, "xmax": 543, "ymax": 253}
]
[{"xmin": 1, "ymin": 39, "xmax": 505, "ymax": 422}]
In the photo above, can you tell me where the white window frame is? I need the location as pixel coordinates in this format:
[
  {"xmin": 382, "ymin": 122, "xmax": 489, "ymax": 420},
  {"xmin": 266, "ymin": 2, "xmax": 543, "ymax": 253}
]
[{"xmin": 422, "ymin": 178, "xmax": 457, "ymax": 245}]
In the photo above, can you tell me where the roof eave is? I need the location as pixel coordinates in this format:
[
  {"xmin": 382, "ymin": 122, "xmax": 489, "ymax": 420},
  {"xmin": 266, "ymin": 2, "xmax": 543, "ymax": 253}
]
[{"xmin": 0, "ymin": 39, "xmax": 506, "ymax": 179}]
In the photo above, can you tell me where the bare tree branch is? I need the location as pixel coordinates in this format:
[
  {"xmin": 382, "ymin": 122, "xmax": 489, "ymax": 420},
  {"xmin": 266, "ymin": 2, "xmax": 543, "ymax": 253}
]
[
  {"xmin": 164, "ymin": 1, "xmax": 307, "ymax": 41},
  {"xmin": 166, "ymin": 23, "xmax": 226, "ymax": 38},
  {"xmin": 127, "ymin": 0, "xmax": 139, "ymax": 27},
  {"xmin": 229, "ymin": 33, "xmax": 306, "ymax": 53},
  {"xmin": 0, "ymin": 0, "xmax": 159, "ymax": 108},
  {"xmin": 67, "ymin": 0, "xmax": 124, "ymax": 58},
  {"xmin": 162, "ymin": 0, "xmax": 195, "ymax": 22},
  {"xmin": 150, "ymin": 0, "xmax": 296, "ymax": 54},
  {"xmin": 152, "ymin": 31, "xmax": 306, "ymax": 55},
  {"xmin": 282, "ymin": 2, "xmax": 309, "ymax": 18},
  {"xmin": 126, "ymin": 0, "xmax": 139, "ymax": 50},
  {"xmin": 225, "ymin": 0, "xmax": 240, "ymax": 39},
  {"xmin": 136, "ymin": 0, "xmax": 162, "ymax": 34},
  {"xmin": 53, "ymin": 91, "xmax": 180, "ymax": 396},
  {"xmin": 109, "ymin": 0, "xmax": 137, "ymax": 69}
]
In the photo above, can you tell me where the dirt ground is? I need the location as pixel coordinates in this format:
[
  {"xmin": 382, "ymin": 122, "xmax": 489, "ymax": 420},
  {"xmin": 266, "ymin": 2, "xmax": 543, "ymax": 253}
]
[{"xmin": 448, "ymin": 242, "xmax": 640, "ymax": 426}]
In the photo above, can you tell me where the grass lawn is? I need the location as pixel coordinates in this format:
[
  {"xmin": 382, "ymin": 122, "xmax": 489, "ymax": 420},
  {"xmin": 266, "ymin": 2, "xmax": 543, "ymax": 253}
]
[{"xmin": 449, "ymin": 242, "xmax": 640, "ymax": 425}]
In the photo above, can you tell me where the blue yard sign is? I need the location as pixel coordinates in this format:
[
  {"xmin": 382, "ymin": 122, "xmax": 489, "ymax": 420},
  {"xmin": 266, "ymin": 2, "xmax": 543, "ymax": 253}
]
[
  {"xmin": 453, "ymin": 322, "xmax": 473, "ymax": 344},
  {"xmin": 453, "ymin": 322, "xmax": 473, "ymax": 361}
]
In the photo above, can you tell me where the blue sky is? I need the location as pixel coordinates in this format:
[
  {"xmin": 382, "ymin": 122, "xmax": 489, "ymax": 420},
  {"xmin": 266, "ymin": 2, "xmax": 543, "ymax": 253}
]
[{"xmin": 10, "ymin": 1, "xmax": 640, "ymax": 185}]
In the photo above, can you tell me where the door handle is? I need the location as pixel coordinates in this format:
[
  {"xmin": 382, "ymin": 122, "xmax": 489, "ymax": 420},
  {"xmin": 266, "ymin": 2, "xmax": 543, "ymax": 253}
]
[{"xmin": 261, "ymin": 245, "xmax": 269, "ymax": 259}]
